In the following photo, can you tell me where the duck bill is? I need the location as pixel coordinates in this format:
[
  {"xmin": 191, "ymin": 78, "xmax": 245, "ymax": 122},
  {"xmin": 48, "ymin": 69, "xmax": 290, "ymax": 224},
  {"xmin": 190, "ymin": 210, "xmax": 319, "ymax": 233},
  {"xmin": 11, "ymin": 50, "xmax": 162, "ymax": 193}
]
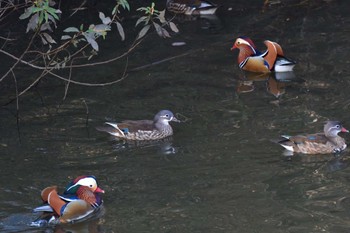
[
  {"xmin": 171, "ymin": 116, "xmax": 181, "ymax": 123},
  {"xmin": 230, "ymin": 44, "xmax": 237, "ymax": 51},
  {"xmin": 95, "ymin": 187, "xmax": 105, "ymax": 193},
  {"xmin": 341, "ymin": 127, "xmax": 349, "ymax": 133}
]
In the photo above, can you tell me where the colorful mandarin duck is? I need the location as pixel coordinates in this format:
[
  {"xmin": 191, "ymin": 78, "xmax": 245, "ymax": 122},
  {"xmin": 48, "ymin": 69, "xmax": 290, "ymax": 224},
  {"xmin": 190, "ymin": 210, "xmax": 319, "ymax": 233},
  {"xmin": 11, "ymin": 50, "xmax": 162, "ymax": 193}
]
[
  {"xmin": 166, "ymin": 0, "xmax": 218, "ymax": 15},
  {"xmin": 33, "ymin": 176, "xmax": 105, "ymax": 224},
  {"xmin": 231, "ymin": 36, "xmax": 296, "ymax": 73},
  {"xmin": 96, "ymin": 110, "xmax": 180, "ymax": 141},
  {"xmin": 277, "ymin": 121, "xmax": 349, "ymax": 154}
]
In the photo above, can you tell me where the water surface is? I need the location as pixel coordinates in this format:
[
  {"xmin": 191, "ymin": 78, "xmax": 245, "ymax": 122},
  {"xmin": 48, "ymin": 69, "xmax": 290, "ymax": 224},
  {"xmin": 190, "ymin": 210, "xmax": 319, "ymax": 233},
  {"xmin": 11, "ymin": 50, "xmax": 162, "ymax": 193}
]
[{"xmin": 1, "ymin": 1, "xmax": 350, "ymax": 232}]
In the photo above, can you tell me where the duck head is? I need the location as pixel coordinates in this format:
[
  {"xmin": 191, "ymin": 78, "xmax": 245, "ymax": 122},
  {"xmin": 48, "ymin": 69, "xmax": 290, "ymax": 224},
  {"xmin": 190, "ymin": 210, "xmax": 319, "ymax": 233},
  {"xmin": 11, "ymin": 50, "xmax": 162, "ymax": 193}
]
[
  {"xmin": 65, "ymin": 175, "xmax": 105, "ymax": 194},
  {"xmin": 324, "ymin": 121, "xmax": 349, "ymax": 137},
  {"xmin": 154, "ymin": 110, "xmax": 181, "ymax": 124}
]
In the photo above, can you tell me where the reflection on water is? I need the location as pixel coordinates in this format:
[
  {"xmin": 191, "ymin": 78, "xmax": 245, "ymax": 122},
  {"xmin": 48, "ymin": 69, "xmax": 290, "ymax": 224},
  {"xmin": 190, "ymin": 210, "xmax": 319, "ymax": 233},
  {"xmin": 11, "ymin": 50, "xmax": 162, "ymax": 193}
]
[
  {"xmin": 109, "ymin": 137, "xmax": 177, "ymax": 155},
  {"xmin": 236, "ymin": 71, "xmax": 304, "ymax": 98},
  {"xmin": 1, "ymin": 0, "xmax": 350, "ymax": 232}
]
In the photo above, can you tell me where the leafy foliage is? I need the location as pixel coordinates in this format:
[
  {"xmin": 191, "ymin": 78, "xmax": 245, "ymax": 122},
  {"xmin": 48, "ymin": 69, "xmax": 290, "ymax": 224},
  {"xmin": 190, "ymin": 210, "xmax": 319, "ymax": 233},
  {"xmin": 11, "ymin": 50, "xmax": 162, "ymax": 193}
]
[
  {"xmin": 1, "ymin": 0, "xmax": 181, "ymax": 106},
  {"xmin": 136, "ymin": 2, "xmax": 179, "ymax": 40}
]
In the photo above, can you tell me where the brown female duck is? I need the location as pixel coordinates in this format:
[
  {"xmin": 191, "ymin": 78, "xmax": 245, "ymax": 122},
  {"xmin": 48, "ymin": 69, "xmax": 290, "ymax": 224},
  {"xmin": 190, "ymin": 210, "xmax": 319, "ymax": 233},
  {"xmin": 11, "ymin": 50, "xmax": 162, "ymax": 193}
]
[{"xmin": 278, "ymin": 121, "xmax": 348, "ymax": 154}]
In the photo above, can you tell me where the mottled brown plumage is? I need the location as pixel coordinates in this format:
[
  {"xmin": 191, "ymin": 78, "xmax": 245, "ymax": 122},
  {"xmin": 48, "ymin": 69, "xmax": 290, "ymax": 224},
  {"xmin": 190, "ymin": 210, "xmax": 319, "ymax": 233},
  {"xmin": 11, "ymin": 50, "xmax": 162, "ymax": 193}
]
[
  {"xmin": 96, "ymin": 110, "xmax": 180, "ymax": 141},
  {"xmin": 166, "ymin": 0, "xmax": 218, "ymax": 15},
  {"xmin": 278, "ymin": 121, "xmax": 348, "ymax": 154}
]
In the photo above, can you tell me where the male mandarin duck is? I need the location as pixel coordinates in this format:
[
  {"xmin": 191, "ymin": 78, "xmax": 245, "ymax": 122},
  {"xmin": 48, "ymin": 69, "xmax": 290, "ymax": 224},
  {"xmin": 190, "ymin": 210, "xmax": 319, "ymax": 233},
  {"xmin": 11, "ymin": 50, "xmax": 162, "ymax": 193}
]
[
  {"xmin": 32, "ymin": 176, "xmax": 104, "ymax": 225},
  {"xmin": 231, "ymin": 36, "xmax": 296, "ymax": 73},
  {"xmin": 96, "ymin": 110, "xmax": 180, "ymax": 141},
  {"xmin": 277, "ymin": 121, "xmax": 349, "ymax": 154},
  {"xmin": 166, "ymin": 0, "xmax": 218, "ymax": 15}
]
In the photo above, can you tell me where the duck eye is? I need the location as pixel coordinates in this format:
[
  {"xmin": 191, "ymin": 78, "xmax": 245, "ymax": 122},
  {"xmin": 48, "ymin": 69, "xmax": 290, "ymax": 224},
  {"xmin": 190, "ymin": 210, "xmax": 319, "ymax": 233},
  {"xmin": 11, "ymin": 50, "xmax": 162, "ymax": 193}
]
[
  {"xmin": 89, "ymin": 185, "xmax": 93, "ymax": 187},
  {"xmin": 165, "ymin": 114, "xmax": 169, "ymax": 118},
  {"xmin": 336, "ymin": 125, "xmax": 340, "ymax": 128}
]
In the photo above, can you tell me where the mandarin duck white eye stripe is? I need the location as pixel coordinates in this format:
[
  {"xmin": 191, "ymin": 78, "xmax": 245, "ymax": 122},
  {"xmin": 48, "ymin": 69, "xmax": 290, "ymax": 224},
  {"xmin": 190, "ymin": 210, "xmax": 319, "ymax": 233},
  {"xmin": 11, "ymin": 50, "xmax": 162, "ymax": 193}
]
[
  {"xmin": 231, "ymin": 36, "xmax": 296, "ymax": 73},
  {"xmin": 31, "ymin": 176, "xmax": 104, "ymax": 225},
  {"xmin": 276, "ymin": 121, "xmax": 348, "ymax": 155},
  {"xmin": 96, "ymin": 110, "xmax": 180, "ymax": 141}
]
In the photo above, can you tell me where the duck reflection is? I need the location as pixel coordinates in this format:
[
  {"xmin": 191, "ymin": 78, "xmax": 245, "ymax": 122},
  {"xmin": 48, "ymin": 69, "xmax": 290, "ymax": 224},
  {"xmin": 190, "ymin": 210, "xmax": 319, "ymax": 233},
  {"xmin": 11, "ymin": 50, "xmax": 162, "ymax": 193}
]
[
  {"xmin": 168, "ymin": 13, "xmax": 222, "ymax": 33},
  {"xmin": 50, "ymin": 217, "xmax": 104, "ymax": 233},
  {"xmin": 111, "ymin": 137, "xmax": 177, "ymax": 155},
  {"xmin": 236, "ymin": 71, "xmax": 303, "ymax": 98}
]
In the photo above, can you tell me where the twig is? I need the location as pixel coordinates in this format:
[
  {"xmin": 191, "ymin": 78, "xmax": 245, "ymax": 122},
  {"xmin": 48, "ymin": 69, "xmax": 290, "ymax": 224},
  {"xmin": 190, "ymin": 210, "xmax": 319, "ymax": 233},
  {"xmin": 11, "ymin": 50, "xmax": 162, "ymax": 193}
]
[
  {"xmin": 11, "ymin": 69, "xmax": 21, "ymax": 143},
  {"xmin": 0, "ymin": 30, "xmax": 39, "ymax": 82},
  {"xmin": 82, "ymin": 99, "xmax": 89, "ymax": 127}
]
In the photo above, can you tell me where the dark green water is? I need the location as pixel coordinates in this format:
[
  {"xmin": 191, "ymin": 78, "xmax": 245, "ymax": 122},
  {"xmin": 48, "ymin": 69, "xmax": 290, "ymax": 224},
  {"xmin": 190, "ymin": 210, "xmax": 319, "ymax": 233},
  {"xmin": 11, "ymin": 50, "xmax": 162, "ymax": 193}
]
[{"xmin": 1, "ymin": 1, "xmax": 350, "ymax": 232}]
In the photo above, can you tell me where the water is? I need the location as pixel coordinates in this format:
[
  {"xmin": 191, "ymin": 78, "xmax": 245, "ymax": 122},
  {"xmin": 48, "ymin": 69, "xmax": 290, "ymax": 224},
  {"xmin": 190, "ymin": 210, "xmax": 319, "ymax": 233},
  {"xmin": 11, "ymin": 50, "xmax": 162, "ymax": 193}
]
[{"xmin": 1, "ymin": 0, "xmax": 350, "ymax": 232}]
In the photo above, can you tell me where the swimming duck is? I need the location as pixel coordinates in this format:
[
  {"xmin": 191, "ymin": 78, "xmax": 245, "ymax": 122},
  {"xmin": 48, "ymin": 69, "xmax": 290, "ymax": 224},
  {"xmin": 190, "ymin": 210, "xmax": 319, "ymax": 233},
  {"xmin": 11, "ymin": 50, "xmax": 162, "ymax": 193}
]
[
  {"xmin": 166, "ymin": 0, "xmax": 218, "ymax": 15},
  {"xmin": 231, "ymin": 36, "xmax": 296, "ymax": 73},
  {"xmin": 33, "ymin": 176, "xmax": 105, "ymax": 224},
  {"xmin": 96, "ymin": 110, "xmax": 180, "ymax": 141},
  {"xmin": 277, "ymin": 121, "xmax": 348, "ymax": 154}
]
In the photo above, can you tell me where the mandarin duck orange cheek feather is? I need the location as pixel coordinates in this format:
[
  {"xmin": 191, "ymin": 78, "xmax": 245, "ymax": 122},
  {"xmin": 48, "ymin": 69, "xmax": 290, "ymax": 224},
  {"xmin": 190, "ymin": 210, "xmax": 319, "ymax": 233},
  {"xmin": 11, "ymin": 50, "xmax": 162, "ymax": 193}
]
[
  {"xmin": 276, "ymin": 121, "xmax": 349, "ymax": 155},
  {"xmin": 32, "ymin": 175, "xmax": 105, "ymax": 225},
  {"xmin": 231, "ymin": 36, "xmax": 296, "ymax": 73}
]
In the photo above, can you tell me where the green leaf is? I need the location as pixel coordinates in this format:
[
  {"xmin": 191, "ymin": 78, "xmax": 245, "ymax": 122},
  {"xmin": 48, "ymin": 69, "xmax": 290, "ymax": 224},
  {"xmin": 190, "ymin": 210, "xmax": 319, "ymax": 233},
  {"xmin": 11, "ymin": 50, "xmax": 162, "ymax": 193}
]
[
  {"xmin": 64, "ymin": 27, "xmax": 79, "ymax": 33},
  {"xmin": 32, "ymin": 7, "xmax": 43, "ymax": 13},
  {"xmin": 38, "ymin": 12, "xmax": 44, "ymax": 24},
  {"xmin": 135, "ymin": 16, "xmax": 148, "ymax": 27},
  {"xmin": 120, "ymin": 0, "xmax": 130, "ymax": 11},
  {"xmin": 137, "ymin": 24, "xmax": 150, "ymax": 40},
  {"xmin": 44, "ymin": 12, "xmax": 48, "ymax": 22},
  {"xmin": 19, "ymin": 7, "xmax": 34, "ymax": 20},
  {"xmin": 116, "ymin": 21, "xmax": 125, "ymax": 41},
  {"xmin": 61, "ymin": 35, "xmax": 72, "ymax": 40},
  {"xmin": 112, "ymin": 6, "xmax": 117, "ymax": 15},
  {"xmin": 46, "ymin": 7, "xmax": 59, "ymax": 20}
]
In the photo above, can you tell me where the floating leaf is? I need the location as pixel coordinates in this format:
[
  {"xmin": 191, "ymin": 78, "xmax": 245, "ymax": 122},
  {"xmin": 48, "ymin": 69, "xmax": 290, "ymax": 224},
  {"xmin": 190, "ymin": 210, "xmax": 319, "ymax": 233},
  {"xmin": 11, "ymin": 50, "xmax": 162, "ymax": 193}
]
[
  {"xmin": 116, "ymin": 21, "xmax": 125, "ymax": 41},
  {"xmin": 63, "ymin": 27, "xmax": 79, "ymax": 32},
  {"xmin": 169, "ymin": 22, "xmax": 179, "ymax": 33},
  {"xmin": 137, "ymin": 24, "xmax": 150, "ymax": 40}
]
